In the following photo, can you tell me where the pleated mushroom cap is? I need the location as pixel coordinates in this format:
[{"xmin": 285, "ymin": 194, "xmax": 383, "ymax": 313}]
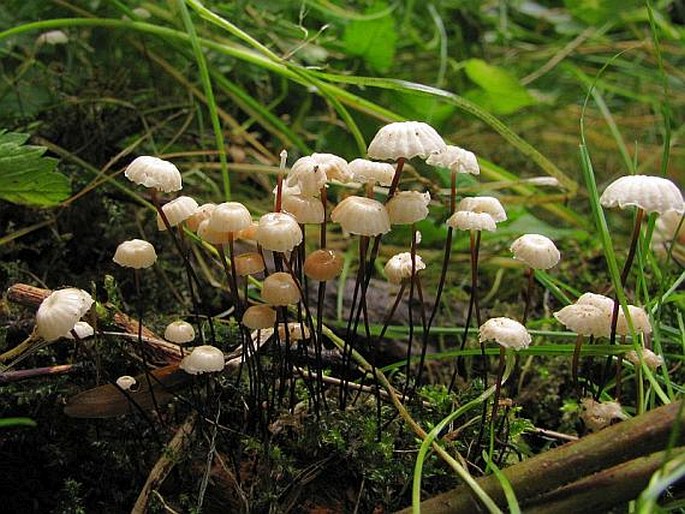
[
  {"xmin": 348, "ymin": 159, "xmax": 395, "ymax": 187},
  {"xmin": 179, "ymin": 345, "xmax": 225, "ymax": 375},
  {"xmin": 426, "ymin": 145, "xmax": 480, "ymax": 175},
  {"xmin": 197, "ymin": 219, "xmax": 231, "ymax": 245},
  {"xmin": 510, "ymin": 234, "xmax": 560, "ymax": 270},
  {"xmin": 384, "ymin": 252, "xmax": 426, "ymax": 284},
  {"xmin": 164, "ymin": 320, "xmax": 196, "ymax": 344},
  {"xmin": 256, "ymin": 212, "xmax": 303, "ymax": 253},
  {"xmin": 446, "ymin": 211, "xmax": 496, "ymax": 232},
  {"xmin": 580, "ymin": 398, "xmax": 627, "ymax": 432},
  {"xmin": 625, "ymin": 348, "xmax": 663, "ymax": 370},
  {"xmin": 479, "ymin": 317, "xmax": 531, "ymax": 351},
  {"xmin": 600, "ymin": 175, "xmax": 683, "ymax": 215},
  {"xmin": 303, "ymin": 249, "xmax": 344, "ymax": 282},
  {"xmin": 457, "ymin": 196, "xmax": 507, "ymax": 223},
  {"xmin": 282, "ymin": 194, "xmax": 325, "ymax": 224},
  {"xmin": 35, "ymin": 288, "xmax": 94, "ymax": 341},
  {"xmin": 234, "ymin": 252, "xmax": 265, "ymax": 277},
  {"xmin": 207, "ymin": 202, "xmax": 252, "ymax": 233},
  {"xmin": 262, "ymin": 272, "xmax": 300, "ymax": 306},
  {"xmin": 186, "ymin": 203, "xmax": 216, "ymax": 232},
  {"xmin": 113, "ymin": 239, "xmax": 157, "ymax": 269},
  {"xmin": 386, "ymin": 191, "xmax": 430, "ymax": 225},
  {"xmin": 616, "ymin": 305, "xmax": 652, "ymax": 336},
  {"xmin": 554, "ymin": 304, "xmax": 610, "ymax": 338},
  {"xmin": 330, "ymin": 196, "xmax": 391, "ymax": 236},
  {"xmin": 157, "ymin": 195, "xmax": 199, "ymax": 230},
  {"xmin": 242, "ymin": 305, "xmax": 277, "ymax": 330},
  {"xmin": 116, "ymin": 375, "xmax": 138, "ymax": 391},
  {"xmin": 367, "ymin": 121, "xmax": 446, "ymax": 161},
  {"xmin": 124, "ymin": 156, "xmax": 182, "ymax": 193},
  {"xmin": 576, "ymin": 292, "xmax": 614, "ymax": 315},
  {"xmin": 64, "ymin": 321, "xmax": 95, "ymax": 340},
  {"xmin": 287, "ymin": 153, "xmax": 351, "ymax": 196}
]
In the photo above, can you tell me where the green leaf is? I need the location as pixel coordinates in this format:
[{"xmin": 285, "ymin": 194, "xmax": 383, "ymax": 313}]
[
  {"xmin": 564, "ymin": 0, "xmax": 642, "ymax": 24},
  {"xmin": 343, "ymin": 1, "xmax": 396, "ymax": 73},
  {"xmin": 464, "ymin": 59, "xmax": 536, "ymax": 115},
  {"xmin": 0, "ymin": 130, "xmax": 70, "ymax": 206}
]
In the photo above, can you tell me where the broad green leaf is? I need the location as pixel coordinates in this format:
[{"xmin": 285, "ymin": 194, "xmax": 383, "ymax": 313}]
[
  {"xmin": 464, "ymin": 59, "xmax": 536, "ymax": 115},
  {"xmin": 0, "ymin": 130, "xmax": 70, "ymax": 206},
  {"xmin": 343, "ymin": 1, "xmax": 396, "ymax": 73}
]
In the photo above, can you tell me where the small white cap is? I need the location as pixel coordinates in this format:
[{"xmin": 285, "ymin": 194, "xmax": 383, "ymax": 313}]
[
  {"xmin": 616, "ymin": 305, "xmax": 652, "ymax": 336},
  {"xmin": 63, "ymin": 321, "xmax": 95, "ymax": 340},
  {"xmin": 282, "ymin": 194, "xmax": 325, "ymax": 224},
  {"xmin": 625, "ymin": 348, "xmax": 664, "ymax": 370},
  {"xmin": 197, "ymin": 219, "xmax": 231, "ymax": 245},
  {"xmin": 652, "ymin": 210, "xmax": 685, "ymax": 256},
  {"xmin": 426, "ymin": 145, "xmax": 480, "ymax": 175},
  {"xmin": 179, "ymin": 345, "xmax": 225, "ymax": 374},
  {"xmin": 554, "ymin": 304, "xmax": 610, "ymax": 338},
  {"xmin": 457, "ymin": 196, "xmax": 507, "ymax": 223},
  {"xmin": 186, "ymin": 203, "xmax": 216, "ymax": 232},
  {"xmin": 116, "ymin": 375, "xmax": 138, "ymax": 391},
  {"xmin": 256, "ymin": 212, "xmax": 303, "ymax": 253},
  {"xmin": 367, "ymin": 121, "xmax": 447, "ymax": 161},
  {"xmin": 124, "ymin": 156, "xmax": 182, "ymax": 193},
  {"xmin": 113, "ymin": 239, "xmax": 157, "ymax": 269},
  {"xmin": 446, "ymin": 211, "xmax": 497, "ymax": 232},
  {"xmin": 36, "ymin": 30, "xmax": 69, "ymax": 45},
  {"xmin": 510, "ymin": 234, "xmax": 560, "ymax": 270},
  {"xmin": 600, "ymin": 175, "xmax": 683, "ymax": 215},
  {"xmin": 207, "ymin": 202, "xmax": 252, "ymax": 233},
  {"xmin": 36, "ymin": 288, "xmax": 95, "ymax": 342},
  {"xmin": 157, "ymin": 196, "xmax": 199, "ymax": 230},
  {"xmin": 386, "ymin": 191, "xmax": 430, "ymax": 225},
  {"xmin": 348, "ymin": 159, "xmax": 395, "ymax": 187},
  {"xmin": 479, "ymin": 317, "xmax": 531, "ymax": 351},
  {"xmin": 330, "ymin": 196, "xmax": 391, "ymax": 236},
  {"xmin": 287, "ymin": 153, "xmax": 351, "ymax": 196},
  {"xmin": 384, "ymin": 252, "xmax": 426, "ymax": 284},
  {"xmin": 164, "ymin": 320, "xmax": 196, "ymax": 344},
  {"xmin": 580, "ymin": 398, "xmax": 627, "ymax": 432},
  {"xmin": 576, "ymin": 293, "xmax": 614, "ymax": 315}
]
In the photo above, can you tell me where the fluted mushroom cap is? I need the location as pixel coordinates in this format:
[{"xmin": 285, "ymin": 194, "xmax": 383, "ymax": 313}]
[
  {"xmin": 580, "ymin": 398, "xmax": 627, "ymax": 432},
  {"xmin": 256, "ymin": 212, "xmax": 303, "ymax": 253},
  {"xmin": 479, "ymin": 317, "xmax": 531, "ymax": 351},
  {"xmin": 386, "ymin": 191, "xmax": 430, "ymax": 225},
  {"xmin": 197, "ymin": 219, "xmax": 231, "ymax": 245},
  {"xmin": 242, "ymin": 305, "xmax": 277, "ymax": 330},
  {"xmin": 510, "ymin": 234, "xmax": 560, "ymax": 270},
  {"xmin": 164, "ymin": 320, "xmax": 195, "ymax": 344},
  {"xmin": 625, "ymin": 348, "xmax": 664, "ymax": 370},
  {"xmin": 186, "ymin": 203, "xmax": 216, "ymax": 232},
  {"xmin": 234, "ymin": 252, "xmax": 265, "ymax": 277},
  {"xmin": 287, "ymin": 153, "xmax": 352, "ymax": 196},
  {"xmin": 262, "ymin": 272, "xmax": 300, "ymax": 306},
  {"xmin": 157, "ymin": 196, "xmax": 199, "ymax": 230},
  {"xmin": 207, "ymin": 202, "xmax": 252, "ymax": 233},
  {"xmin": 64, "ymin": 321, "xmax": 95, "ymax": 340},
  {"xmin": 179, "ymin": 345, "xmax": 225, "ymax": 375},
  {"xmin": 457, "ymin": 196, "xmax": 507, "ymax": 223},
  {"xmin": 616, "ymin": 305, "xmax": 652, "ymax": 336},
  {"xmin": 35, "ymin": 288, "xmax": 94, "ymax": 341},
  {"xmin": 348, "ymin": 159, "xmax": 395, "ymax": 187},
  {"xmin": 576, "ymin": 292, "xmax": 614, "ymax": 314},
  {"xmin": 426, "ymin": 145, "xmax": 480, "ymax": 175},
  {"xmin": 124, "ymin": 156, "xmax": 182, "ymax": 193},
  {"xmin": 282, "ymin": 194, "xmax": 325, "ymax": 224},
  {"xmin": 367, "ymin": 121, "xmax": 447, "ymax": 161},
  {"xmin": 304, "ymin": 249, "xmax": 344, "ymax": 282},
  {"xmin": 330, "ymin": 196, "xmax": 391, "ymax": 236},
  {"xmin": 652, "ymin": 209, "xmax": 685, "ymax": 255},
  {"xmin": 116, "ymin": 375, "xmax": 138, "ymax": 391},
  {"xmin": 446, "ymin": 211, "xmax": 497, "ymax": 232},
  {"xmin": 113, "ymin": 239, "xmax": 157, "ymax": 269},
  {"xmin": 600, "ymin": 175, "xmax": 683, "ymax": 215},
  {"xmin": 554, "ymin": 304, "xmax": 610, "ymax": 338},
  {"xmin": 384, "ymin": 252, "xmax": 426, "ymax": 284}
]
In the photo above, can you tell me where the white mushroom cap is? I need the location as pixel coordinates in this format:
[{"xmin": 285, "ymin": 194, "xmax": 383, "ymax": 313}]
[
  {"xmin": 457, "ymin": 196, "xmax": 507, "ymax": 223},
  {"xmin": 234, "ymin": 252, "xmax": 265, "ymax": 277},
  {"xmin": 287, "ymin": 153, "xmax": 351, "ymax": 196},
  {"xmin": 625, "ymin": 348, "xmax": 664, "ymax": 370},
  {"xmin": 256, "ymin": 212, "xmax": 303, "ymax": 253},
  {"xmin": 426, "ymin": 145, "xmax": 480, "ymax": 175},
  {"xmin": 63, "ymin": 321, "xmax": 95, "ymax": 340},
  {"xmin": 330, "ymin": 196, "xmax": 391, "ymax": 236},
  {"xmin": 164, "ymin": 320, "xmax": 195, "ymax": 344},
  {"xmin": 261, "ymin": 272, "xmax": 301, "ymax": 306},
  {"xmin": 282, "ymin": 194, "xmax": 325, "ymax": 224},
  {"xmin": 367, "ymin": 121, "xmax": 447, "ymax": 161},
  {"xmin": 242, "ymin": 305, "xmax": 277, "ymax": 330},
  {"xmin": 37, "ymin": 30, "xmax": 69, "ymax": 45},
  {"xmin": 179, "ymin": 345, "xmax": 225, "ymax": 374},
  {"xmin": 600, "ymin": 175, "xmax": 684, "ymax": 215},
  {"xmin": 157, "ymin": 196, "xmax": 199, "ymax": 230},
  {"xmin": 113, "ymin": 239, "xmax": 157, "ymax": 269},
  {"xmin": 384, "ymin": 252, "xmax": 426, "ymax": 284},
  {"xmin": 207, "ymin": 202, "xmax": 252, "ymax": 233},
  {"xmin": 554, "ymin": 304, "xmax": 610, "ymax": 338},
  {"xmin": 616, "ymin": 305, "xmax": 652, "ymax": 336},
  {"xmin": 115, "ymin": 375, "xmax": 138, "ymax": 391},
  {"xmin": 348, "ymin": 159, "xmax": 395, "ymax": 187},
  {"xmin": 510, "ymin": 234, "xmax": 561, "ymax": 270},
  {"xmin": 576, "ymin": 292, "xmax": 614, "ymax": 315},
  {"xmin": 386, "ymin": 191, "xmax": 431, "ymax": 225},
  {"xmin": 479, "ymin": 317, "xmax": 531, "ymax": 351},
  {"xmin": 186, "ymin": 203, "xmax": 216, "ymax": 232},
  {"xmin": 446, "ymin": 211, "xmax": 497, "ymax": 232},
  {"xmin": 124, "ymin": 156, "xmax": 182, "ymax": 193},
  {"xmin": 35, "ymin": 288, "xmax": 94, "ymax": 342},
  {"xmin": 580, "ymin": 398, "xmax": 627, "ymax": 432},
  {"xmin": 197, "ymin": 219, "xmax": 231, "ymax": 245},
  {"xmin": 652, "ymin": 209, "xmax": 685, "ymax": 255}
]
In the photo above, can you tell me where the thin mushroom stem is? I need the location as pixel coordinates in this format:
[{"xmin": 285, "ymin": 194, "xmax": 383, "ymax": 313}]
[
  {"xmin": 488, "ymin": 346, "xmax": 508, "ymax": 460},
  {"xmin": 571, "ymin": 333, "xmax": 586, "ymax": 393}
]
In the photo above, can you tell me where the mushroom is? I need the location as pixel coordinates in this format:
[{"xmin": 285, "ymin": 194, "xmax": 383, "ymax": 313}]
[{"xmin": 179, "ymin": 345, "xmax": 225, "ymax": 374}]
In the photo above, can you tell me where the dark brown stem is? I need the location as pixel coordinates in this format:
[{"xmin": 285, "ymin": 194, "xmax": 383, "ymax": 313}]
[{"xmin": 491, "ymin": 346, "xmax": 507, "ymax": 428}]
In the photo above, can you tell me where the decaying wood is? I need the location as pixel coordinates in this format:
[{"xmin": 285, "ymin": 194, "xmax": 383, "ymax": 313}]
[
  {"xmin": 398, "ymin": 400, "xmax": 685, "ymax": 514},
  {"xmin": 0, "ymin": 363, "xmax": 79, "ymax": 383}
]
